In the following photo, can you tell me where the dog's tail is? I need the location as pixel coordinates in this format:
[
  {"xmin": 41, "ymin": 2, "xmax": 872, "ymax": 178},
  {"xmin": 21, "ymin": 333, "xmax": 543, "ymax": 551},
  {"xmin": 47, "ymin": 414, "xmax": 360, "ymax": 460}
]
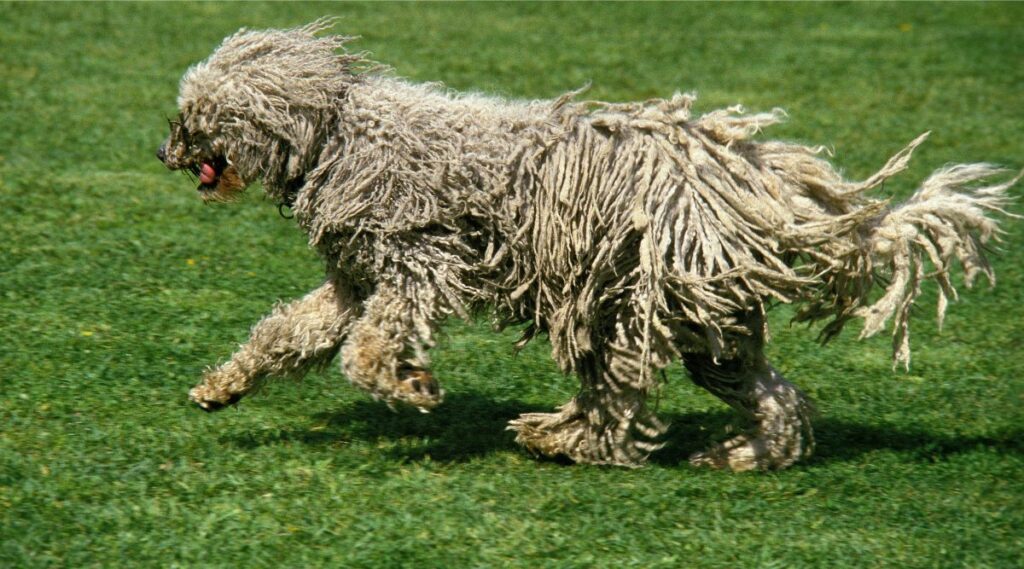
[{"xmin": 791, "ymin": 135, "xmax": 1020, "ymax": 368}]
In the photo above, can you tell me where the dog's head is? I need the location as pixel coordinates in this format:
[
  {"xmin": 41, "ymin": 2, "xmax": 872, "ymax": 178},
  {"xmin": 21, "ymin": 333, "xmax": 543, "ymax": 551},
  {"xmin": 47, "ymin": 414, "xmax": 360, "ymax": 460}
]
[{"xmin": 157, "ymin": 19, "xmax": 365, "ymax": 204}]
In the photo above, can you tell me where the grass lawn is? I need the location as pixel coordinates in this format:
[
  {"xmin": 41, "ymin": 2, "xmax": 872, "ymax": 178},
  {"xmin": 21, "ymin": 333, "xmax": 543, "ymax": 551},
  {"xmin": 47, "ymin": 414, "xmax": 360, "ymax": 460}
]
[{"xmin": 2, "ymin": 2, "xmax": 1022, "ymax": 567}]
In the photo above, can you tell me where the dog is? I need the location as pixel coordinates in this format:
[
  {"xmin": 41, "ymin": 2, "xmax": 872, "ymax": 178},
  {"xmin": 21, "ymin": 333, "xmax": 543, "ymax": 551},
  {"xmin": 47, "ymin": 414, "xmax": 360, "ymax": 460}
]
[{"xmin": 158, "ymin": 20, "xmax": 1017, "ymax": 470}]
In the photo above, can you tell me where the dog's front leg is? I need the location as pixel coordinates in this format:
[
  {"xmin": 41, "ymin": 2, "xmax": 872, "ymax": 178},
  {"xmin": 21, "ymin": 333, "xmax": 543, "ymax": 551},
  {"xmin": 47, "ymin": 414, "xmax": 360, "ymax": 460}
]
[
  {"xmin": 189, "ymin": 279, "xmax": 358, "ymax": 411},
  {"xmin": 340, "ymin": 281, "xmax": 444, "ymax": 412}
]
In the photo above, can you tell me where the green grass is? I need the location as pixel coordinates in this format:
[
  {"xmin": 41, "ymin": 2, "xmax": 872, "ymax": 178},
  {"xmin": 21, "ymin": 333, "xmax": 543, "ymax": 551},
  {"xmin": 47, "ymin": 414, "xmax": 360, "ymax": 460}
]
[{"xmin": 2, "ymin": 2, "xmax": 1023, "ymax": 567}]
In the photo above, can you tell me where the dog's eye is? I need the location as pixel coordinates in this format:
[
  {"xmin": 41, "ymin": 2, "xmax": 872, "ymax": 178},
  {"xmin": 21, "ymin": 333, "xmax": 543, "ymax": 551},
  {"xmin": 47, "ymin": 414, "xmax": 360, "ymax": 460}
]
[{"xmin": 167, "ymin": 115, "xmax": 193, "ymax": 145}]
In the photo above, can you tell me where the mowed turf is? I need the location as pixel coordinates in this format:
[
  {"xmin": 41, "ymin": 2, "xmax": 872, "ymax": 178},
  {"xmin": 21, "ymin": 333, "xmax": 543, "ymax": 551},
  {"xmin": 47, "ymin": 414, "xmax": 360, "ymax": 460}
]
[{"xmin": 1, "ymin": 2, "xmax": 1022, "ymax": 567}]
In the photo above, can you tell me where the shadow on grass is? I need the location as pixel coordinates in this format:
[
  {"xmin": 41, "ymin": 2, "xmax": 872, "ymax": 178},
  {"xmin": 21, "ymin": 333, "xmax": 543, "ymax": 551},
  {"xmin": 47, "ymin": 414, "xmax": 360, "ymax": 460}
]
[
  {"xmin": 223, "ymin": 391, "xmax": 1023, "ymax": 466},
  {"xmin": 225, "ymin": 393, "xmax": 549, "ymax": 462},
  {"xmin": 654, "ymin": 414, "xmax": 1024, "ymax": 468}
]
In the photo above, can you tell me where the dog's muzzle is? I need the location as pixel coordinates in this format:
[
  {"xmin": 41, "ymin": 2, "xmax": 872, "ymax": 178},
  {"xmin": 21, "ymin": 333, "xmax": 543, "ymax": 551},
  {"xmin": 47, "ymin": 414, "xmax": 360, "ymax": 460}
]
[
  {"xmin": 191, "ymin": 391, "xmax": 243, "ymax": 412},
  {"xmin": 156, "ymin": 143, "xmax": 167, "ymax": 164}
]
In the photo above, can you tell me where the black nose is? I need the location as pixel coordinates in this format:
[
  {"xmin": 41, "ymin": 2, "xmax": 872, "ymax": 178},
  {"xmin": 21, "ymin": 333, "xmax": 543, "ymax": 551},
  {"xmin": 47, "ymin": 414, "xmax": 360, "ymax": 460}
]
[
  {"xmin": 196, "ymin": 392, "xmax": 242, "ymax": 412},
  {"xmin": 156, "ymin": 143, "xmax": 167, "ymax": 163}
]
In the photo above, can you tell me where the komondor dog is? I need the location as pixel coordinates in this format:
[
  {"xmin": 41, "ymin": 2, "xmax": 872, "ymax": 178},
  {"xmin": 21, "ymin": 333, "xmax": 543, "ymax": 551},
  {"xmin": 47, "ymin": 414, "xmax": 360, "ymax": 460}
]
[{"xmin": 158, "ymin": 21, "xmax": 1018, "ymax": 471}]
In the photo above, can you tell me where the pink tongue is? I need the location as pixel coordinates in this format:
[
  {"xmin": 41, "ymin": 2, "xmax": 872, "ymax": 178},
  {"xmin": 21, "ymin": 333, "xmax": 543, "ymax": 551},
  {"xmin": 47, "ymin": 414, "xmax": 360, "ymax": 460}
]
[{"xmin": 199, "ymin": 163, "xmax": 217, "ymax": 185}]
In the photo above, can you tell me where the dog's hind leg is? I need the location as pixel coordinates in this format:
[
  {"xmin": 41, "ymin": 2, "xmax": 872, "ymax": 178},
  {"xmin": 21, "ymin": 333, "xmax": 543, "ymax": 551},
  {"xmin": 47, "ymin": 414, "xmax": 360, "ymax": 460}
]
[
  {"xmin": 509, "ymin": 322, "xmax": 669, "ymax": 467},
  {"xmin": 340, "ymin": 281, "xmax": 445, "ymax": 412},
  {"xmin": 684, "ymin": 315, "xmax": 815, "ymax": 471},
  {"xmin": 189, "ymin": 279, "xmax": 357, "ymax": 411}
]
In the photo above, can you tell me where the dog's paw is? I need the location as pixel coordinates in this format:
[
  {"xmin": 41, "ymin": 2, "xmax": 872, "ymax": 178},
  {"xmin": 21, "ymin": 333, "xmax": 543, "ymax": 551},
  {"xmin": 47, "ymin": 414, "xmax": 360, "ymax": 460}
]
[
  {"xmin": 508, "ymin": 409, "xmax": 659, "ymax": 467},
  {"xmin": 689, "ymin": 433, "xmax": 803, "ymax": 472},
  {"xmin": 507, "ymin": 411, "xmax": 580, "ymax": 458},
  {"xmin": 391, "ymin": 368, "xmax": 444, "ymax": 413}
]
